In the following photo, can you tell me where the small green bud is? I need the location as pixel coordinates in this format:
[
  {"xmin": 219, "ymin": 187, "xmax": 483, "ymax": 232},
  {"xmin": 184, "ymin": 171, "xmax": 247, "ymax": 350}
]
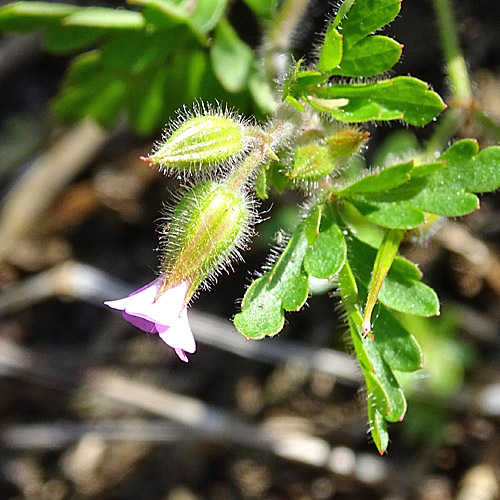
[
  {"xmin": 142, "ymin": 108, "xmax": 252, "ymax": 173},
  {"xmin": 289, "ymin": 144, "xmax": 336, "ymax": 181},
  {"xmin": 160, "ymin": 181, "xmax": 251, "ymax": 299},
  {"xmin": 288, "ymin": 129, "xmax": 370, "ymax": 183},
  {"xmin": 326, "ymin": 129, "xmax": 370, "ymax": 159}
]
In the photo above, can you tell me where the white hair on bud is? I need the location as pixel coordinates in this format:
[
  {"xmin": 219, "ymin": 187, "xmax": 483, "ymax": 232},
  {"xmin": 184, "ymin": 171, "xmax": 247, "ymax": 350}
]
[
  {"xmin": 156, "ymin": 179, "xmax": 260, "ymax": 302},
  {"xmin": 145, "ymin": 100, "xmax": 261, "ymax": 181}
]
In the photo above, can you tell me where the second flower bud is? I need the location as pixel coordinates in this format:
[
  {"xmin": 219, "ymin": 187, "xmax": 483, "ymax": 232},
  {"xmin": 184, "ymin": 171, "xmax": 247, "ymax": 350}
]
[{"xmin": 159, "ymin": 180, "xmax": 252, "ymax": 301}]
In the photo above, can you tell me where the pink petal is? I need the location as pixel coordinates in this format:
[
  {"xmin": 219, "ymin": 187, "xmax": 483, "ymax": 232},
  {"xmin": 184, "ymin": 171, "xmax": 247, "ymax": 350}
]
[
  {"xmin": 157, "ymin": 308, "xmax": 196, "ymax": 355},
  {"xmin": 125, "ymin": 281, "xmax": 188, "ymax": 326},
  {"xmin": 105, "ymin": 277, "xmax": 188, "ymax": 327},
  {"xmin": 104, "ymin": 277, "xmax": 162, "ymax": 311},
  {"xmin": 174, "ymin": 348, "xmax": 189, "ymax": 363},
  {"xmin": 122, "ymin": 311, "xmax": 156, "ymax": 333}
]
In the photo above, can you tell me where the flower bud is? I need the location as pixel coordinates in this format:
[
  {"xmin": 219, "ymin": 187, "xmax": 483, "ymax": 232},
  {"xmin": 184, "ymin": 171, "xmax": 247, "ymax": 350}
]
[
  {"xmin": 289, "ymin": 144, "xmax": 336, "ymax": 181},
  {"xmin": 160, "ymin": 181, "xmax": 251, "ymax": 299},
  {"xmin": 288, "ymin": 129, "xmax": 370, "ymax": 183},
  {"xmin": 143, "ymin": 110, "xmax": 252, "ymax": 173},
  {"xmin": 326, "ymin": 129, "xmax": 370, "ymax": 159}
]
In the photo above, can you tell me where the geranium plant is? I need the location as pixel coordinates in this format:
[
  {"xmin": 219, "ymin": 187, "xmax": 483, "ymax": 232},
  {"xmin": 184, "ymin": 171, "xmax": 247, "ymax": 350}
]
[{"xmin": 2, "ymin": 0, "xmax": 500, "ymax": 454}]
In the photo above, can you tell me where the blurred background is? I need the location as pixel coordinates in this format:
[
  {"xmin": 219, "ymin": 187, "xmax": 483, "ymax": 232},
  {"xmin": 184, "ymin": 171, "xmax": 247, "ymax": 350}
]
[{"xmin": 1, "ymin": 0, "xmax": 500, "ymax": 498}]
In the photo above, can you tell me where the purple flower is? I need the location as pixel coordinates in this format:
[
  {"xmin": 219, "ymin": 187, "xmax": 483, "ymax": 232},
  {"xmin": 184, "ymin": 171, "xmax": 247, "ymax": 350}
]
[{"xmin": 104, "ymin": 276, "xmax": 196, "ymax": 362}]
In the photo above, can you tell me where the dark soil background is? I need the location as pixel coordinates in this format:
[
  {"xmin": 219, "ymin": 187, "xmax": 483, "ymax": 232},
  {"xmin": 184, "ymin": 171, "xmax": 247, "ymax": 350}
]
[{"xmin": 1, "ymin": 1, "xmax": 500, "ymax": 499}]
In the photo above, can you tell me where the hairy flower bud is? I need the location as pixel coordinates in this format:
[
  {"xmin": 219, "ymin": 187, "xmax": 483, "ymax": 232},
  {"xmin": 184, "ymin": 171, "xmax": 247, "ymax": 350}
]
[
  {"xmin": 288, "ymin": 129, "xmax": 370, "ymax": 183},
  {"xmin": 143, "ymin": 108, "xmax": 254, "ymax": 173},
  {"xmin": 160, "ymin": 181, "xmax": 251, "ymax": 299},
  {"xmin": 289, "ymin": 144, "xmax": 336, "ymax": 181},
  {"xmin": 326, "ymin": 129, "xmax": 370, "ymax": 159}
]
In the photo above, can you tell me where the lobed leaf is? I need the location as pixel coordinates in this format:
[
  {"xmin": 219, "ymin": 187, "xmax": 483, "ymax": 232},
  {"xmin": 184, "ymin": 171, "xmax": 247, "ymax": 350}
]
[
  {"xmin": 336, "ymin": 161, "xmax": 413, "ymax": 195},
  {"xmin": 311, "ymin": 76, "xmax": 446, "ymax": 126},
  {"xmin": 347, "ymin": 235, "xmax": 439, "ymax": 317},
  {"xmin": 337, "ymin": 0, "xmax": 401, "ymax": 46},
  {"xmin": 331, "ymin": 35, "xmax": 402, "ymax": 77},
  {"xmin": 234, "ymin": 224, "xmax": 309, "ymax": 339}
]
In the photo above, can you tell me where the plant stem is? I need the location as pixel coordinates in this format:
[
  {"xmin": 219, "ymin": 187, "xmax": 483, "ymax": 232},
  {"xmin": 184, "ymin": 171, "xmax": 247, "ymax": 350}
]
[
  {"xmin": 264, "ymin": 0, "xmax": 311, "ymax": 80},
  {"xmin": 431, "ymin": 0, "xmax": 471, "ymax": 100},
  {"xmin": 426, "ymin": 0, "xmax": 471, "ymax": 156}
]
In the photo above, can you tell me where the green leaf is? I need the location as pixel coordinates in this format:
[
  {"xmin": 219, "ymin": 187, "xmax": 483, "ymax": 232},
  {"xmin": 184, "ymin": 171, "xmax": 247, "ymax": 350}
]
[
  {"xmin": 352, "ymin": 199, "xmax": 426, "ymax": 229},
  {"xmin": 372, "ymin": 306, "xmax": 423, "ymax": 372},
  {"xmin": 128, "ymin": 0, "xmax": 207, "ymax": 44},
  {"xmin": 338, "ymin": 0, "xmax": 401, "ymax": 46},
  {"xmin": 282, "ymin": 63, "xmax": 327, "ymax": 101},
  {"xmin": 51, "ymin": 51, "xmax": 128, "ymax": 128},
  {"xmin": 316, "ymin": 24, "xmax": 343, "ymax": 73},
  {"xmin": 347, "ymin": 235, "xmax": 439, "ymax": 316},
  {"xmin": 409, "ymin": 140, "xmax": 500, "ymax": 216},
  {"xmin": 337, "ymin": 162, "xmax": 413, "ymax": 195},
  {"xmin": 62, "ymin": 7, "xmax": 145, "ymax": 29},
  {"xmin": 367, "ymin": 397, "xmax": 389, "ymax": 454},
  {"xmin": 128, "ymin": 66, "xmax": 170, "ymax": 135},
  {"xmin": 331, "ymin": 0, "xmax": 356, "ymax": 29},
  {"xmin": 304, "ymin": 216, "xmax": 346, "ymax": 279},
  {"xmin": 441, "ymin": 140, "xmax": 500, "ymax": 192},
  {"xmin": 234, "ymin": 224, "xmax": 309, "ymax": 339},
  {"xmin": 42, "ymin": 25, "xmax": 104, "ymax": 53},
  {"xmin": 190, "ymin": 0, "xmax": 228, "ymax": 32},
  {"xmin": 304, "ymin": 206, "xmax": 321, "ymax": 245},
  {"xmin": 347, "ymin": 141, "xmax": 500, "ymax": 226},
  {"xmin": 0, "ymin": 2, "xmax": 77, "ymax": 31},
  {"xmin": 312, "ymin": 76, "xmax": 446, "ymax": 126},
  {"xmin": 101, "ymin": 30, "xmax": 179, "ymax": 73},
  {"xmin": 331, "ymin": 35, "xmax": 402, "ymax": 77},
  {"xmin": 210, "ymin": 17, "xmax": 254, "ymax": 93},
  {"xmin": 338, "ymin": 260, "xmax": 407, "ymax": 423}
]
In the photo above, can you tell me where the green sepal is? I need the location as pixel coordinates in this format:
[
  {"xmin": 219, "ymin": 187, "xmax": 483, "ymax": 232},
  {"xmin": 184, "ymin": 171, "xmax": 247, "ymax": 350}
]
[
  {"xmin": 148, "ymin": 114, "xmax": 247, "ymax": 170},
  {"xmin": 289, "ymin": 144, "xmax": 336, "ymax": 181}
]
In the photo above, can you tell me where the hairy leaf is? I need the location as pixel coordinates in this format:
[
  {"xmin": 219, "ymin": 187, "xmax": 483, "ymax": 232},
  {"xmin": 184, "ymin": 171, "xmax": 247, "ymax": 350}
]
[
  {"xmin": 234, "ymin": 224, "xmax": 309, "ymax": 339},
  {"xmin": 332, "ymin": 35, "xmax": 402, "ymax": 77},
  {"xmin": 312, "ymin": 76, "xmax": 446, "ymax": 125}
]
